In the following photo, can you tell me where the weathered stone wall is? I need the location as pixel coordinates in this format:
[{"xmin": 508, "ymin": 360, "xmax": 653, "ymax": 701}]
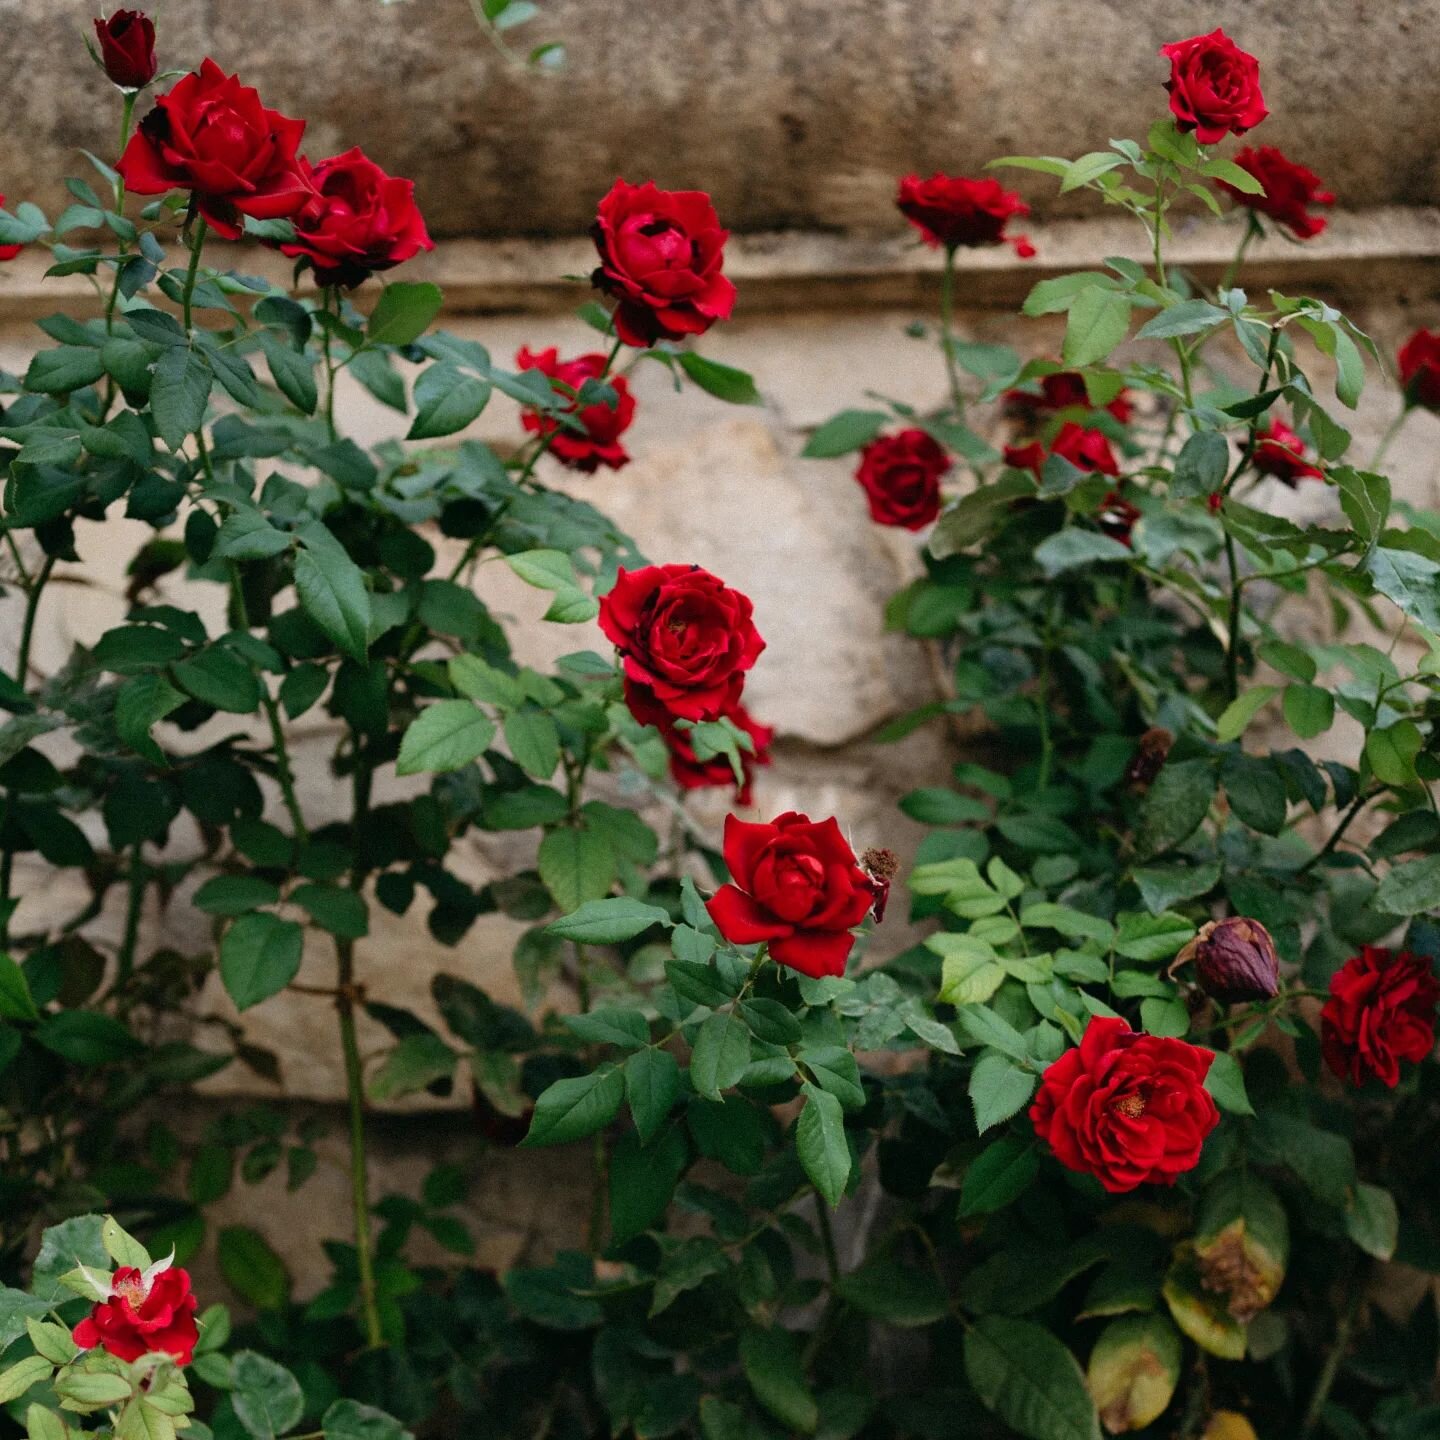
[{"xmin": 4, "ymin": 0, "xmax": 1440, "ymax": 1295}]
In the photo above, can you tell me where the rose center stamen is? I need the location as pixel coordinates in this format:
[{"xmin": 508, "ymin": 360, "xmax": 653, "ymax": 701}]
[{"xmin": 1113, "ymin": 1093, "xmax": 1146, "ymax": 1119}]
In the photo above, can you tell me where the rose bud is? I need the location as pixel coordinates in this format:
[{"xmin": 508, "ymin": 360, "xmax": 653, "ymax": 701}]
[
  {"xmin": 94, "ymin": 9, "xmax": 157, "ymax": 90},
  {"xmin": 1173, "ymin": 917, "xmax": 1280, "ymax": 1004},
  {"xmin": 860, "ymin": 846, "xmax": 899, "ymax": 923},
  {"xmin": 1124, "ymin": 727, "xmax": 1173, "ymax": 792}
]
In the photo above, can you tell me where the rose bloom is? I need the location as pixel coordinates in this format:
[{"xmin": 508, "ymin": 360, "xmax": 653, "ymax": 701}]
[
  {"xmin": 628, "ymin": 681, "xmax": 772, "ymax": 805},
  {"xmin": 73, "ymin": 1264, "xmax": 199, "ymax": 1365},
  {"xmin": 1217, "ymin": 146, "xmax": 1334, "ymax": 240},
  {"xmin": 1160, "ymin": 30, "xmax": 1268, "ymax": 146},
  {"xmin": 278, "ymin": 148, "xmax": 433, "ymax": 289},
  {"xmin": 599, "ymin": 564, "xmax": 764, "ymax": 723},
  {"xmin": 0, "ymin": 196, "xmax": 22, "ymax": 262},
  {"xmin": 1397, "ymin": 329, "xmax": 1440, "ymax": 411},
  {"xmin": 1321, "ymin": 945, "xmax": 1439, "ymax": 1088},
  {"xmin": 854, "ymin": 429, "xmax": 950, "ymax": 529},
  {"xmin": 1004, "ymin": 421, "xmax": 1119, "ymax": 479},
  {"xmin": 1029, "ymin": 1016, "xmax": 1219, "ymax": 1193},
  {"xmin": 706, "ymin": 811, "xmax": 874, "ymax": 978},
  {"xmin": 94, "ymin": 9, "xmax": 156, "ymax": 89},
  {"xmin": 590, "ymin": 179, "xmax": 736, "ymax": 348},
  {"xmin": 1004, "ymin": 370, "xmax": 1134, "ymax": 425},
  {"xmin": 515, "ymin": 347, "xmax": 636, "ymax": 473},
  {"xmin": 117, "ymin": 58, "xmax": 308, "ymax": 239},
  {"xmin": 1097, "ymin": 490, "xmax": 1142, "ymax": 548},
  {"xmin": 896, "ymin": 174, "xmax": 1035, "ymax": 257},
  {"xmin": 1252, "ymin": 419, "xmax": 1322, "ymax": 485}
]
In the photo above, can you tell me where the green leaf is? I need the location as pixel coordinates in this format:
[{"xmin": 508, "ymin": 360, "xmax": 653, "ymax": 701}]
[
  {"xmin": 625, "ymin": 1047, "xmax": 681, "ymax": 1144},
  {"xmin": 220, "ymin": 913, "xmax": 304, "ymax": 1011},
  {"xmin": 1058, "ymin": 151, "xmax": 1127, "ymax": 194},
  {"xmin": 1171, "ymin": 430, "xmax": 1229, "ymax": 499},
  {"xmin": 366, "ymin": 281, "xmax": 443, "ymax": 346},
  {"xmin": 504, "ymin": 710, "xmax": 560, "ymax": 780},
  {"xmin": 1374, "ymin": 856, "xmax": 1440, "ymax": 917},
  {"xmin": 396, "ymin": 701, "xmax": 496, "ymax": 775},
  {"xmin": 34, "ymin": 1011, "xmax": 142, "ymax": 1065},
  {"xmin": 407, "ymin": 364, "xmax": 490, "ymax": 440},
  {"xmin": 678, "ymin": 352, "xmax": 761, "ymax": 405},
  {"xmin": 690, "ymin": 1013, "xmax": 751, "ymax": 1101},
  {"xmin": 368, "ymin": 1032, "xmax": 457, "ymax": 1101},
  {"xmin": 1062, "ymin": 288, "xmax": 1131, "ymax": 367},
  {"xmin": 1204, "ymin": 1051, "xmax": 1254, "ymax": 1116},
  {"xmin": 257, "ymin": 332, "xmax": 318, "ymax": 415},
  {"xmin": 231, "ymin": 1350, "xmax": 304, "ymax": 1439},
  {"xmin": 739, "ymin": 1326, "xmax": 818, "ymax": 1434},
  {"xmin": 505, "ymin": 549, "xmax": 577, "ymax": 591},
  {"xmin": 213, "ymin": 510, "xmax": 294, "ymax": 561},
  {"xmin": 538, "ymin": 826, "xmax": 615, "ymax": 912},
  {"xmin": 1034, "ymin": 529, "xmax": 1132, "ymax": 578},
  {"xmin": 547, "ymin": 897, "xmax": 671, "ymax": 945},
  {"xmin": 1363, "ymin": 545, "xmax": 1440, "ymax": 633},
  {"xmin": 523, "ymin": 1066, "xmax": 625, "ymax": 1146},
  {"xmin": 173, "ymin": 647, "xmax": 262, "ymax": 714},
  {"xmin": 1345, "ymin": 1183, "xmax": 1398, "ymax": 1261},
  {"xmin": 1137, "ymin": 759, "xmax": 1215, "ymax": 858},
  {"xmin": 150, "ymin": 346, "xmax": 212, "ymax": 451},
  {"xmin": 964, "ymin": 1316, "xmax": 1100, "ymax": 1440},
  {"xmin": 292, "ymin": 883, "xmax": 368, "ymax": 940},
  {"xmin": 957, "ymin": 1005, "xmax": 1030, "ymax": 1062},
  {"xmin": 295, "ymin": 523, "xmax": 372, "ymax": 661},
  {"xmin": 1283, "ymin": 683, "xmax": 1334, "ymax": 739},
  {"xmin": 0, "ymin": 1356, "xmax": 53, "ymax": 1407},
  {"xmin": 194, "ymin": 874, "xmax": 282, "ymax": 917},
  {"xmin": 1115, "ymin": 910, "xmax": 1196, "ymax": 963},
  {"xmin": 115, "ymin": 673, "xmax": 185, "ymax": 764},
  {"xmin": 1135, "ymin": 300, "xmax": 1228, "ymax": 341},
  {"xmin": 1216, "ymin": 685, "xmax": 1279, "ymax": 743},
  {"xmin": 25, "ymin": 346, "xmax": 105, "ymax": 394},
  {"xmin": 321, "ymin": 1400, "xmax": 413, "ymax": 1440},
  {"xmin": 1021, "ymin": 272, "xmax": 1117, "ymax": 317},
  {"xmin": 802, "ymin": 409, "xmax": 889, "ymax": 458},
  {"xmin": 835, "ymin": 1255, "xmax": 950, "ymax": 1326},
  {"xmin": 970, "ymin": 1052, "xmax": 1037, "ymax": 1134},
  {"xmin": 1132, "ymin": 862, "xmax": 1221, "ymax": 915},
  {"xmin": 1366, "ymin": 721, "xmax": 1424, "ymax": 787},
  {"xmin": 1335, "ymin": 467, "xmax": 1390, "ymax": 547},
  {"xmin": 1202, "ymin": 157, "xmax": 1265, "ymax": 194},
  {"xmin": 796, "ymin": 1083, "xmax": 849, "ymax": 1206},
  {"xmin": 563, "ymin": 1006, "xmax": 649, "ymax": 1049},
  {"xmin": 217, "ymin": 1229, "xmax": 290, "ymax": 1310},
  {"xmin": 960, "ymin": 1137, "xmax": 1039, "ymax": 1217},
  {"xmin": 0, "ymin": 953, "xmax": 39, "ymax": 1022}
]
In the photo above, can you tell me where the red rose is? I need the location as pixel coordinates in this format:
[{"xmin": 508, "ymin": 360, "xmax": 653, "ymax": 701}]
[
  {"xmin": 277, "ymin": 148, "xmax": 433, "ymax": 289},
  {"xmin": 94, "ymin": 9, "xmax": 157, "ymax": 90},
  {"xmin": 1097, "ymin": 491, "xmax": 1141, "ymax": 548},
  {"xmin": 706, "ymin": 811, "xmax": 873, "ymax": 978},
  {"xmin": 1252, "ymin": 419, "xmax": 1322, "ymax": 485},
  {"xmin": 515, "ymin": 347, "xmax": 636, "ymax": 473},
  {"xmin": 0, "ymin": 196, "xmax": 21, "ymax": 262},
  {"xmin": 1217, "ymin": 146, "xmax": 1334, "ymax": 240},
  {"xmin": 1004, "ymin": 421, "xmax": 1119, "ymax": 479},
  {"xmin": 854, "ymin": 429, "xmax": 950, "ymax": 529},
  {"xmin": 1160, "ymin": 30, "xmax": 1268, "ymax": 147},
  {"xmin": 590, "ymin": 179, "xmax": 736, "ymax": 348},
  {"xmin": 1321, "ymin": 945, "xmax": 1438, "ymax": 1088},
  {"xmin": 116, "ymin": 58, "xmax": 309, "ymax": 239},
  {"xmin": 896, "ymin": 174, "xmax": 1035, "ymax": 257},
  {"xmin": 1398, "ymin": 329, "xmax": 1440, "ymax": 411},
  {"xmin": 628, "ymin": 681, "xmax": 772, "ymax": 805},
  {"xmin": 73, "ymin": 1264, "xmax": 199, "ymax": 1365},
  {"xmin": 1029, "ymin": 1016, "xmax": 1219, "ymax": 1194},
  {"xmin": 1004, "ymin": 370, "xmax": 1133, "ymax": 424},
  {"xmin": 599, "ymin": 564, "xmax": 764, "ymax": 723}
]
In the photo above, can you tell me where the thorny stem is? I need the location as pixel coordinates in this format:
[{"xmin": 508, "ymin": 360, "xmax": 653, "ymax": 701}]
[{"xmin": 1296, "ymin": 790, "xmax": 1376, "ymax": 877}]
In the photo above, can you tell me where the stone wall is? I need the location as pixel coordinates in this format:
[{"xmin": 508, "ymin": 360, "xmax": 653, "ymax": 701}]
[{"xmin": 4, "ymin": 0, "xmax": 1440, "ymax": 1294}]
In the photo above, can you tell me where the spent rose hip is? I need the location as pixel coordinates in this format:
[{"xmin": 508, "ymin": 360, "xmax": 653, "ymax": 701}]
[
  {"xmin": 516, "ymin": 347, "xmax": 637, "ymax": 472},
  {"xmin": 706, "ymin": 811, "xmax": 875, "ymax": 978},
  {"xmin": 591, "ymin": 179, "xmax": 736, "ymax": 348}
]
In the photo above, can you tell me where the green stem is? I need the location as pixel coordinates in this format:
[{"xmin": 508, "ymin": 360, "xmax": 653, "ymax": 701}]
[
  {"xmin": 815, "ymin": 1194, "xmax": 841, "ymax": 1287},
  {"xmin": 0, "ymin": 555, "xmax": 57, "ymax": 944},
  {"xmin": 114, "ymin": 843, "xmax": 145, "ymax": 986},
  {"xmin": 1219, "ymin": 217, "xmax": 1258, "ymax": 296},
  {"xmin": 264, "ymin": 695, "xmax": 309, "ymax": 844},
  {"xmin": 1151, "ymin": 176, "xmax": 1195, "ymax": 410},
  {"xmin": 1300, "ymin": 1277, "xmax": 1363, "ymax": 1438},
  {"xmin": 1297, "ymin": 790, "xmax": 1374, "ymax": 876},
  {"xmin": 320, "ymin": 288, "xmax": 339, "ymax": 442},
  {"xmin": 102, "ymin": 91, "xmax": 137, "ymax": 340},
  {"xmin": 1370, "ymin": 408, "xmax": 1408, "ymax": 471},
  {"xmin": 939, "ymin": 244, "xmax": 964, "ymax": 416},
  {"xmin": 1222, "ymin": 529, "xmax": 1243, "ymax": 703},
  {"xmin": 181, "ymin": 216, "xmax": 208, "ymax": 333}
]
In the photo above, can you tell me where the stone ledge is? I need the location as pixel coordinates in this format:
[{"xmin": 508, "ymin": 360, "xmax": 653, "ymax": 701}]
[{"xmin": 1, "ymin": 207, "xmax": 1438, "ymax": 329}]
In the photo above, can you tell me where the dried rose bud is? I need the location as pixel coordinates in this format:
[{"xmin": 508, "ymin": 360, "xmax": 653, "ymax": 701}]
[
  {"xmin": 1173, "ymin": 917, "xmax": 1280, "ymax": 1004},
  {"xmin": 860, "ymin": 846, "xmax": 899, "ymax": 924},
  {"xmin": 1125, "ymin": 727, "xmax": 1173, "ymax": 792}
]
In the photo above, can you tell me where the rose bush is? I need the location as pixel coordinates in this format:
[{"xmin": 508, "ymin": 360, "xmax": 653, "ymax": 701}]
[{"xmin": 1, "ymin": 12, "xmax": 1439, "ymax": 1440}]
